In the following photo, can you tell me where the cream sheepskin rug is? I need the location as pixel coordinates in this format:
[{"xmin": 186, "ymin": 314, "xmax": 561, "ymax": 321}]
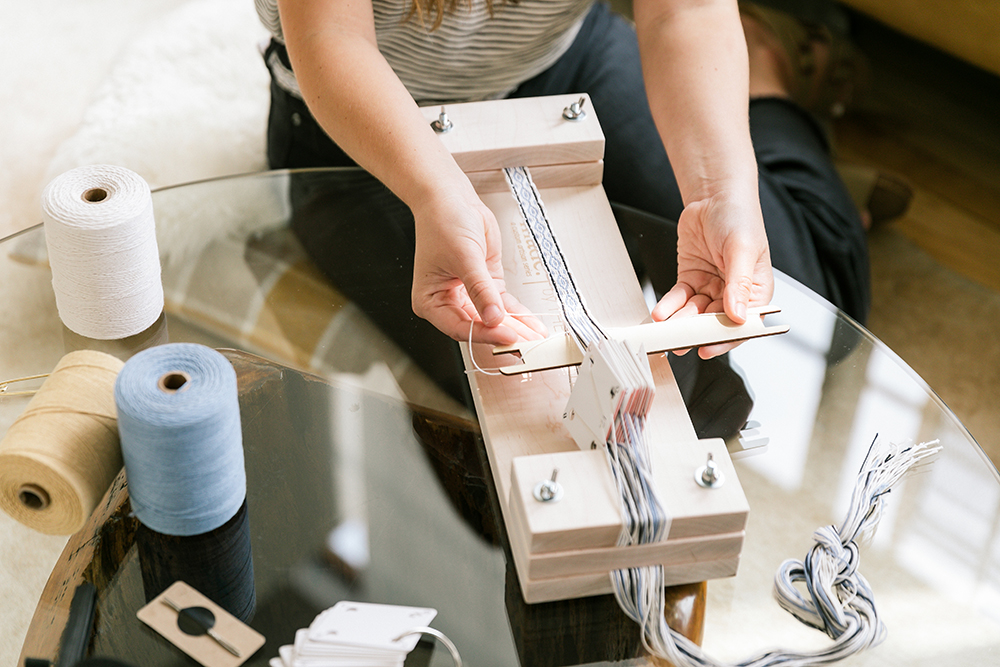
[{"xmin": 41, "ymin": 0, "xmax": 272, "ymax": 262}]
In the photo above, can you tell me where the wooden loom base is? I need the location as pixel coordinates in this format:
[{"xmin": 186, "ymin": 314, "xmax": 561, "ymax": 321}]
[
  {"xmin": 515, "ymin": 558, "xmax": 741, "ymax": 605},
  {"xmin": 443, "ymin": 96, "xmax": 754, "ymax": 604},
  {"xmin": 461, "ymin": 182, "xmax": 751, "ymax": 603},
  {"xmin": 504, "ymin": 452, "xmax": 743, "ymax": 602},
  {"xmin": 507, "ymin": 499, "xmax": 741, "ymax": 604},
  {"xmin": 507, "ymin": 482, "xmax": 745, "ymax": 580}
]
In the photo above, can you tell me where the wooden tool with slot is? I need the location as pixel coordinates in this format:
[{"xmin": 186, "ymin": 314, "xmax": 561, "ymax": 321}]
[{"xmin": 421, "ymin": 94, "xmax": 788, "ymax": 603}]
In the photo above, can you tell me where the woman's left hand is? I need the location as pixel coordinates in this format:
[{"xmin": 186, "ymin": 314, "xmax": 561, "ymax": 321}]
[{"xmin": 651, "ymin": 190, "xmax": 773, "ymax": 358}]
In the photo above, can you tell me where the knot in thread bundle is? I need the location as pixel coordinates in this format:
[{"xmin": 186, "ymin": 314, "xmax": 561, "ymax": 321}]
[
  {"xmin": 774, "ymin": 524, "xmax": 872, "ymax": 643},
  {"xmin": 768, "ymin": 439, "xmax": 941, "ymax": 660},
  {"xmin": 42, "ymin": 165, "xmax": 163, "ymax": 340},
  {"xmin": 0, "ymin": 350, "xmax": 125, "ymax": 535},
  {"xmin": 115, "ymin": 344, "xmax": 244, "ymax": 536},
  {"xmin": 809, "ymin": 525, "xmax": 860, "ymax": 587}
]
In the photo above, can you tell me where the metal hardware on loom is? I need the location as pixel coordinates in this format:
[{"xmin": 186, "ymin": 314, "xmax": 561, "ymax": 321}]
[
  {"xmin": 431, "ymin": 106, "xmax": 454, "ymax": 133},
  {"xmin": 695, "ymin": 453, "xmax": 724, "ymax": 489},
  {"xmin": 500, "ymin": 164, "xmax": 943, "ymax": 667},
  {"xmin": 533, "ymin": 468, "xmax": 563, "ymax": 503},
  {"xmin": 562, "ymin": 96, "xmax": 588, "ymax": 121}
]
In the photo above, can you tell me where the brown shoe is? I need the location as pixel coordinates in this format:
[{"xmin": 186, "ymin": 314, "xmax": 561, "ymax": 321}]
[{"xmin": 836, "ymin": 162, "xmax": 914, "ymax": 228}]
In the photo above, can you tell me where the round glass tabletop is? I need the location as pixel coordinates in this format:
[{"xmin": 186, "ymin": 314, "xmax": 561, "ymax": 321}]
[{"xmin": 3, "ymin": 168, "xmax": 997, "ymax": 667}]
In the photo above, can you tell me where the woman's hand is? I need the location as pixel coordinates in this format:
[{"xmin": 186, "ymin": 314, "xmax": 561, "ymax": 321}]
[
  {"xmin": 411, "ymin": 192, "xmax": 547, "ymax": 345},
  {"xmin": 651, "ymin": 190, "xmax": 773, "ymax": 358},
  {"xmin": 278, "ymin": 0, "xmax": 543, "ymax": 346},
  {"xmin": 635, "ymin": 0, "xmax": 774, "ymax": 359}
]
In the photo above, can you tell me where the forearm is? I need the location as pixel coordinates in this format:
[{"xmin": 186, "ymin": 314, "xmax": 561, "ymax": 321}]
[
  {"xmin": 277, "ymin": 0, "xmax": 475, "ymax": 212},
  {"xmin": 276, "ymin": 0, "xmax": 537, "ymax": 341},
  {"xmin": 634, "ymin": 0, "xmax": 758, "ymax": 204}
]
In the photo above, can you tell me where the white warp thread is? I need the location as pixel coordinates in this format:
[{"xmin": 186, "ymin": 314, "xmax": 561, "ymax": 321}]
[
  {"xmin": 41, "ymin": 164, "xmax": 164, "ymax": 339},
  {"xmin": 499, "ymin": 165, "xmax": 942, "ymax": 666},
  {"xmin": 619, "ymin": 438, "xmax": 942, "ymax": 667}
]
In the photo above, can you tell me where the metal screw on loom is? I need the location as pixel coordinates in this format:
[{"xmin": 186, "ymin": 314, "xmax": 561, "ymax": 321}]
[
  {"xmin": 533, "ymin": 468, "xmax": 564, "ymax": 502},
  {"xmin": 695, "ymin": 452, "xmax": 725, "ymax": 488},
  {"xmin": 431, "ymin": 106, "xmax": 454, "ymax": 133},
  {"xmin": 562, "ymin": 96, "xmax": 587, "ymax": 121}
]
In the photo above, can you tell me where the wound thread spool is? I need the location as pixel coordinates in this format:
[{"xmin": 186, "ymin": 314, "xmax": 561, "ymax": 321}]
[
  {"xmin": 0, "ymin": 350, "xmax": 125, "ymax": 535},
  {"xmin": 115, "ymin": 343, "xmax": 245, "ymax": 536},
  {"xmin": 83, "ymin": 188, "xmax": 108, "ymax": 203},
  {"xmin": 158, "ymin": 371, "xmax": 191, "ymax": 393},
  {"xmin": 18, "ymin": 484, "xmax": 51, "ymax": 510},
  {"xmin": 41, "ymin": 165, "xmax": 164, "ymax": 340}
]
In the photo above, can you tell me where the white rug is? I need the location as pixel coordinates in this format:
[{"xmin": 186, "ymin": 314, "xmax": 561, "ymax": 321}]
[
  {"xmin": 40, "ymin": 0, "xmax": 272, "ymax": 263},
  {"xmin": 1, "ymin": 0, "xmax": 271, "ymax": 662},
  {"xmin": 43, "ymin": 0, "xmax": 270, "ymax": 190}
]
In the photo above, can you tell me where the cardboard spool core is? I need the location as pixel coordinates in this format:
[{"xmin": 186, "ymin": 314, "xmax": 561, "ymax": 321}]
[
  {"xmin": 82, "ymin": 188, "xmax": 108, "ymax": 203},
  {"xmin": 158, "ymin": 371, "xmax": 191, "ymax": 394},
  {"xmin": 19, "ymin": 484, "xmax": 50, "ymax": 510}
]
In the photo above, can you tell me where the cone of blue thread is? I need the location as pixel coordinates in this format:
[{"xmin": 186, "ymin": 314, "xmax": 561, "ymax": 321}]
[{"xmin": 115, "ymin": 343, "xmax": 245, "ymax": 536}]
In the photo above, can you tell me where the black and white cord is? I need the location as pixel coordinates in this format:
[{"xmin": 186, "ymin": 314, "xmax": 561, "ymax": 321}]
[
  {"xmin": 621, "ymin": 437, "xmax": 940, "ymax": 667},
  {"xmin": 502, "ymin": 167, "xmax": 942, "ymax": 666}
]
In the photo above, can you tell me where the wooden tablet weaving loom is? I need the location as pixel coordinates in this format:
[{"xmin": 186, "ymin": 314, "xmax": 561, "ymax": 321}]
[
  {"xmin": 422, "ymin": 95, "xmax": 945, "ymax": 667},
  {"xmin": 421, "ymin": 95, "xmax": 788, "ymax": 604}
]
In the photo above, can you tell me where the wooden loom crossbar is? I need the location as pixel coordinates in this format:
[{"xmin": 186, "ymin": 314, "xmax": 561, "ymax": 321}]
[{"xmin": 422, "ymin": 95, "xmax": 787, "ymax": 603}]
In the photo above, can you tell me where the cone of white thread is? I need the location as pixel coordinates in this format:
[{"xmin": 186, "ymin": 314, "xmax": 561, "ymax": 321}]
[{"xmin": 41, "ymin": 164, "xmax": 163, "ymax": 340}]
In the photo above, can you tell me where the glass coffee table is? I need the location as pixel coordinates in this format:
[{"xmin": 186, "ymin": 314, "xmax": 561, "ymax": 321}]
[{"xmin": 4, "ymin": 168, "xmax": 999, "ymax": 666}]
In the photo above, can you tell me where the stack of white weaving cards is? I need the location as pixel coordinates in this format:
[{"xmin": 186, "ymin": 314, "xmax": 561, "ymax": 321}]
[{"xmin": 270, "ymin": 601, "xmax": 437, "ymax": 667}]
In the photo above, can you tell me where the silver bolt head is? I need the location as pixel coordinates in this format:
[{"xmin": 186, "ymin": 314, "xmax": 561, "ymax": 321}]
[
  {"xmin": 695, "ymin": 455, "xmax": 725, "ymax": 488},
  {"xmin": 533, "ymin": 479, "xmax": 564, "ymax": 502},
  {"xmin": 562, "ymin": 97, "xmax": 587, "ymax": 121},
  {"xmin": 431, "ymin": 109, "xmax": 453, "ymax": 133}
]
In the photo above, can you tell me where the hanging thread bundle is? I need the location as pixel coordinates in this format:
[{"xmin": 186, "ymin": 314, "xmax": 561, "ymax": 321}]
[
  {"xmin": 619, "ymin": 438, "xmax": 941, "ymax": 667},
  {"xmin": 42, "ymin": 164, "xmax": 163, "ymax": 340},
  {"xmin": 115, "ymin": 343, "xmax": 246, "ymax": 536},
  {"xmin": 502, "ymin": 165, "xmax": 943, "ymax": 666},
  {"xmin": 0, "ymin": 350, "xmax": 125, "ymax": 535}
]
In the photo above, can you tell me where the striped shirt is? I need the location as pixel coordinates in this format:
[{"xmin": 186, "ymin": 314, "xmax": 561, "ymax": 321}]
[{"xmin": 255, "ymin": 0, "xmax": 593, "ymax": 104}]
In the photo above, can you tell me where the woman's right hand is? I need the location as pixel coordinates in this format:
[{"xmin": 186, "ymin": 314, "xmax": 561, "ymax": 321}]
[
  {"xmin": 277, "ymin": 0, "xmax": 544, "ymax": 346},
  {"xmin": 411, "ymin": 190, "xmax": 547, "ymax": 346}
]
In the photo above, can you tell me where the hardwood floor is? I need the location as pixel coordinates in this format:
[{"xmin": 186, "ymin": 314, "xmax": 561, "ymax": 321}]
[
  {"xmin": 836, "ymin": 11, "xmax": 1000, "ymax": 292},
  {"xmin": 836, "ymin": 11, "xmax": 1000, "ymax": 469}
]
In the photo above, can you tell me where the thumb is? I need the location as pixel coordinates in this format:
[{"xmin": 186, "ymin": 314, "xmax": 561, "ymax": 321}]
[
  {"xmin": 723, "ymin": 251, "xmax": 755, "ymax": 324},
  {"xmin": 462, "ymin": 263, "xmax": 506, "ymax": 327}
]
